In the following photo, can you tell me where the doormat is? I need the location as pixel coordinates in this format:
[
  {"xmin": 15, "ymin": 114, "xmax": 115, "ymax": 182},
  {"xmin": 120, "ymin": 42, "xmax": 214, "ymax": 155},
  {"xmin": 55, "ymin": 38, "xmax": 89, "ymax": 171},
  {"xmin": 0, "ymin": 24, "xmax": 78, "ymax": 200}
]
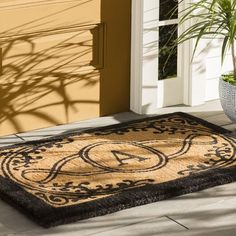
[{"xmin": 0, "ymin": 112, "xmax": 235, "ymax": 227}]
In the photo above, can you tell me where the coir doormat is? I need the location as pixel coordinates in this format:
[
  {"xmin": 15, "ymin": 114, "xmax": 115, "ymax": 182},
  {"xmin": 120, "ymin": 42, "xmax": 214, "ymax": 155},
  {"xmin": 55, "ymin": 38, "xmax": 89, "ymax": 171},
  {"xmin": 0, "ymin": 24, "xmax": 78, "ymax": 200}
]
[{"xmin": 0, "ymin": 112, "xmax": 235, "ymax": 227}]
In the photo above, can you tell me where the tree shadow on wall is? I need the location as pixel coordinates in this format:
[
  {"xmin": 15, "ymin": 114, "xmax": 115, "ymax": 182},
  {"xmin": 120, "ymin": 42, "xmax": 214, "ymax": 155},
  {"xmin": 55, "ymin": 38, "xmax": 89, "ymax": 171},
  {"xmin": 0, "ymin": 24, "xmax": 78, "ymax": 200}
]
[{"xmin": 0, "ymin": 1, "xmax": 101, "ymax": 134}]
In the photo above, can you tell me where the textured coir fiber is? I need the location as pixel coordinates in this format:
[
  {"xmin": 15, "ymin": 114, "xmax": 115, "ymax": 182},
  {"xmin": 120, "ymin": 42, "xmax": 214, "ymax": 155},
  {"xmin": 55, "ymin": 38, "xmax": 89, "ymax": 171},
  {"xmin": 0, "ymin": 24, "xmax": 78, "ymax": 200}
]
[{"xmin": 0, "ymin": 112, "xmax": 235, "ymax": 227}]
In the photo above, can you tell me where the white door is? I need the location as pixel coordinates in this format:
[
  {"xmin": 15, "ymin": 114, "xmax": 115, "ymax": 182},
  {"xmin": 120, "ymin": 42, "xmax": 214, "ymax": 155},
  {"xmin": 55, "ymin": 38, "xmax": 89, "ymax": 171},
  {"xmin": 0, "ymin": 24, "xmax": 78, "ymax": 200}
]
[
  {"xmin": 157, "ymin": 0, "xmax": 184, "ymax": 107},
  {"xmin": 130, "ymin": 0, "xmax": 190, "ymax": 114}
]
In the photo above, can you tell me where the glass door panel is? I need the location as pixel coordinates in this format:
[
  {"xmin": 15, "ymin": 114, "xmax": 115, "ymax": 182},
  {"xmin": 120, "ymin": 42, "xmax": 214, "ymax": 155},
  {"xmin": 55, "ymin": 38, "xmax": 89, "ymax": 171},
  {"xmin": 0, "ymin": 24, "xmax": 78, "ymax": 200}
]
[{"xmin": 158, "ymin": 0, "xmax": 183, "ymax": 107}]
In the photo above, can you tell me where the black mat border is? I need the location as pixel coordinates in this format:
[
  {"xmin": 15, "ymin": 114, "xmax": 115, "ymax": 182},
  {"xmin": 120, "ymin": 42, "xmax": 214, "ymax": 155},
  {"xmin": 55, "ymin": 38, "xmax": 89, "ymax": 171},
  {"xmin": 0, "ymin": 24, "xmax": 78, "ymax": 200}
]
[{"xmin": 0, "ymin": 112, "xmax": 234, "ymax": 227}]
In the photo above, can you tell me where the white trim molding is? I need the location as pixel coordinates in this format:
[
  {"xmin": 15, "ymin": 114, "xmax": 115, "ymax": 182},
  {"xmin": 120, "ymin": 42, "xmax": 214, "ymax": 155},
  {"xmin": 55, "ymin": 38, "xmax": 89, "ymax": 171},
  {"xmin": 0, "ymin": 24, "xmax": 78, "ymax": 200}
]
[
  {"xmin": 130, "ymin": 0, "xmax": 205, "ymax": 114},
  {"xmin": 130, "ymin": 0, "xmax": 159, "ymax": 114},
  {"xmin": 130, "ymin": 0, "xmax": 144, "ymax": 114}
]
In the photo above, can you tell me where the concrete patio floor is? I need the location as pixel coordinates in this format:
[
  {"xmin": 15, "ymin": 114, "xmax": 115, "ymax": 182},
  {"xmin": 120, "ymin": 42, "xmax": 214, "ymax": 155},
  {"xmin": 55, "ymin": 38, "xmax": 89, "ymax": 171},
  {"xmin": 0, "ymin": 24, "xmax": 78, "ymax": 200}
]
[{"xmin": 0, "ymin": 99, "xmax": 236, "ymax": 236}]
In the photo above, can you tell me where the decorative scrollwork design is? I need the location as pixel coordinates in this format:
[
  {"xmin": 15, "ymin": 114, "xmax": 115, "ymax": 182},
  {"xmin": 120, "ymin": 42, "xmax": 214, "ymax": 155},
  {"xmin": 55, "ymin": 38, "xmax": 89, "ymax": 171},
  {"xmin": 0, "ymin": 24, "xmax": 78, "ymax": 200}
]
[{"xmin": 0, "ymin": 113, "xmax": 235, "ymax": 207}]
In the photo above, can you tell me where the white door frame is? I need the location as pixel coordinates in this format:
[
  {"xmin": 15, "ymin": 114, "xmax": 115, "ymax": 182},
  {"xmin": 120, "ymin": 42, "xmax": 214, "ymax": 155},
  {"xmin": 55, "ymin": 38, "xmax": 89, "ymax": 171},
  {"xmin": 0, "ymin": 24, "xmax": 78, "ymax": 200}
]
[{"xmin": 130, "ymin": 0, "xmax": 206, "ymax": 114}]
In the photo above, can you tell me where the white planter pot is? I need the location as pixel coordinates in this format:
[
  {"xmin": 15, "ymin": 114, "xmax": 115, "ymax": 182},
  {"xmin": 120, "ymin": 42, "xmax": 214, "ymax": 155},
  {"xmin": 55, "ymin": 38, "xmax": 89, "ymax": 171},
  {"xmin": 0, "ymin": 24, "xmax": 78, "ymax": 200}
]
[{"xmin": 219, "ymin": 77, "xmax": 236, "ymax": 123}]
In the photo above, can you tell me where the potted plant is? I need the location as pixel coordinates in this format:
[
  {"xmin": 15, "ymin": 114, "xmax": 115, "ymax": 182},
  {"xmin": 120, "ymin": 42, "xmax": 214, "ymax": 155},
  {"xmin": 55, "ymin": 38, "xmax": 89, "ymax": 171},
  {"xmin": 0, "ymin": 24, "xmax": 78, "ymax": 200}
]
[{"xmin": 176, "ymin": 0, "xmax": 236, "ymax": 122}]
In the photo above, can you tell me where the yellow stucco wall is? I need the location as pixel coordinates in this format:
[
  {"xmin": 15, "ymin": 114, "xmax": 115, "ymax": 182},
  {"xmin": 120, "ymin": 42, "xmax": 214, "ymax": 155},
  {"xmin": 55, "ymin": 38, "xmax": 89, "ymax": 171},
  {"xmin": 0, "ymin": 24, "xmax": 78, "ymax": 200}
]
[{"xmin": 0, "ymin": 0, "xmax": 131, "ymax": 136}]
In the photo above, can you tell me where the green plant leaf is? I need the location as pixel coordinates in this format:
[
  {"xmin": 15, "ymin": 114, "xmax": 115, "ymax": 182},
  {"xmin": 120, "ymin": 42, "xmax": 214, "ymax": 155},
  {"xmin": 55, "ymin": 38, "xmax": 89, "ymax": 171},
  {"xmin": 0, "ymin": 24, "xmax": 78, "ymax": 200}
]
[{"xmin": 221, "ymin": 36, "xmax": 229, "ymax": 65}]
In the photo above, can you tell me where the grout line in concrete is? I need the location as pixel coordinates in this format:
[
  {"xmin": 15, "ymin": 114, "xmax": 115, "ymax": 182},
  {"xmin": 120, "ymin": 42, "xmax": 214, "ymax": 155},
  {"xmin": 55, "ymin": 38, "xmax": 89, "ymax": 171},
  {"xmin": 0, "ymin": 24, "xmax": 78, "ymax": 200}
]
[{"xmin": 165, "ymin": 216, "xmax": 189, "ymax": 230}]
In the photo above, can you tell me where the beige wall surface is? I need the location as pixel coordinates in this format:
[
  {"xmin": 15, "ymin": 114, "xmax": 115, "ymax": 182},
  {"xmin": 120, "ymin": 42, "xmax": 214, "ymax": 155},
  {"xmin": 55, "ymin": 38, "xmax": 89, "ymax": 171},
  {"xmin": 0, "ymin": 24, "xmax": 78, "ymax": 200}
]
[{"xmin": 0, "ymin": 0, "xmax": 131, "ymax": 136}]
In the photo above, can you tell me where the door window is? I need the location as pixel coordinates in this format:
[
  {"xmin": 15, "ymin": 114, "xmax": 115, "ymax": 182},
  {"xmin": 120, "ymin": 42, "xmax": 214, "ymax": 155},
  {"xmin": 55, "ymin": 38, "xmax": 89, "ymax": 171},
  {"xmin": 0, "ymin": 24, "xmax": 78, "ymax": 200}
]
[{"xmin": 158, "ymin": 0, "xmax": 178, "ymax": 80}]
